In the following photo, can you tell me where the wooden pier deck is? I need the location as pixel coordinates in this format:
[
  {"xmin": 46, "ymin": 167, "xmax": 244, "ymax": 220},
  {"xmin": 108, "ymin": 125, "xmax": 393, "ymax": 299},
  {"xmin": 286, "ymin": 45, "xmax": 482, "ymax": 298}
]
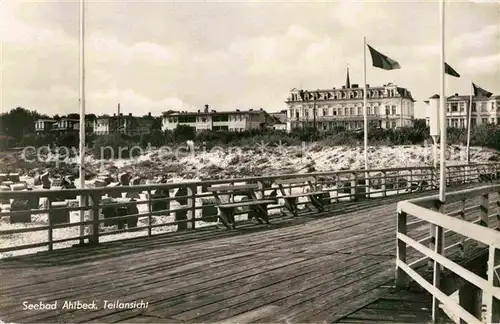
[{"xmin": 0, "ymin": 187, "xmax": 485, "ymax": 323}]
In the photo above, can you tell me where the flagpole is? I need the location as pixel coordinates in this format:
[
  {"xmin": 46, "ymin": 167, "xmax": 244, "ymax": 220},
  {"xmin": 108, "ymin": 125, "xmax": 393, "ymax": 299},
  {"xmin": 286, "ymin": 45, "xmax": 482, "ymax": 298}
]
[
  {"xmin": 438, "ymin": 0, "xmax": 446, "ymax": 204},
  {"xmin": 466, "ymin": 82, "xmax": 472, "ymax": 164},
  {"xmin": 363, "ymin": 37, "xmax": 369, "ymax": 197},
  {"xmin": 78, "ymin": 0, "xmax": 86, "ymax": 242}
]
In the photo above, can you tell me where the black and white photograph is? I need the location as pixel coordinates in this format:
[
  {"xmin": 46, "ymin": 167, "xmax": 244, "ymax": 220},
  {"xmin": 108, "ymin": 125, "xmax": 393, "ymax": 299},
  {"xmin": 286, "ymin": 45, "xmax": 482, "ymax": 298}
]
[{"xmin": 0, "ymin": 0, "xmax": 499, "ymax": 322}]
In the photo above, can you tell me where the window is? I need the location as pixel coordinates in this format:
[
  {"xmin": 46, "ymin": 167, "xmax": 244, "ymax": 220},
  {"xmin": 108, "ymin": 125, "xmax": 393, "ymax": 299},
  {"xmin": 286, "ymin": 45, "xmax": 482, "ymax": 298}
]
[
  {"xmin": 333, "ymin": 109, "xmax": 337, "ymax": 116},
  {"xmin": 492, "ymin": 102, "xmax": 495, "ymax": 111},
  {"xmin": 459, "ymin": 102, "xmax": 465, "ymax": 112},
  {"xmin": 322, "ymin": 108, "xmax": 328, "ymax": 116},
  {"xmin": 349, "ymin": 108, "xmax": 354, "ymax": 115},
  {"xmin": 391, "ymin": 106, "xmax": 396, "ymax": 115},
  {"xmin": 459, "ymin": 119, "xmax": 465, "ymax": 128},
  {"xmin": 481, "ymin": 102, "xmax": 487, "ymax": 112},
  {"xmin": 385, "ymin": 121, "xmax": 389, "ymax": 128},
  {"xmin": 385, "ymin": 106, "xmax": 390, "ymax": 115},
  {"xmin": 358, "ymin": 107, "xmax": 362, "ymax": 115},
  {"xmin": 295, "ymin": 111, "xmax": 299, "ymax": 119},
  {"xmin": 338, "ymin": 108, "xmax": 342, "ymax": 115},
  {"xmin": 482, "ymin": 118, "xmax": 488, "ymax": 125},
  {"xmin": 374, "ymin": 106, "xmax": 379, "ymax": 115},
  {"xmin": 450, "ymin": 103, "xmax": 458, "ymax": 112},
  {"xmin": 471, "ymin": 119, "xmax": 476, "ymax": 127},
  {"xmin": 391, "ymin": 121, "xmax": 396, "ymax": 128},
  {"xmin": 471, "ymin": 102, "xmax": 476, "ymax": 112},
  {"xmin": 344, "ymin": 108, "xmax": 349, "ymax": 115}
]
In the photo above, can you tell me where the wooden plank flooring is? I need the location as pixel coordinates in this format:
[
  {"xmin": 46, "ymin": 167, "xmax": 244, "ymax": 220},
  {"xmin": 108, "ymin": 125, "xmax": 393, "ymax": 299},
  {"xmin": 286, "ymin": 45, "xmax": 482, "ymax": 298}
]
[{"xmin": 0, "ymin": 184, "xmax": 494, "ymax": 323}]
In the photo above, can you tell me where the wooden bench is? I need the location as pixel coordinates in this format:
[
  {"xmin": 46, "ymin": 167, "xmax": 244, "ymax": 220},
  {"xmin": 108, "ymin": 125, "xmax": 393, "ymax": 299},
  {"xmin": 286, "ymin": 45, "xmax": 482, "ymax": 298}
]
[
  {"xmin": 207, "ymin": 184, "xmax": 276, "ymax": 229},
  {"xmin": 275, "ymin": 177, "xmax": 327, "ymax": 217}
]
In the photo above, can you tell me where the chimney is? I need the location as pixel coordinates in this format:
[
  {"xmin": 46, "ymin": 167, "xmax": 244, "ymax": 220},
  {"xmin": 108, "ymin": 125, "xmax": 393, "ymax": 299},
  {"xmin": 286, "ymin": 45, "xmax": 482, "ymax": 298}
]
[
  {"xmin": 129, "ymin": 113, "xmax": 132, "ymax": 117},
  {"xmin": 204, "ymin": 104, "xmax": 209, "ymax": 113},
  {"xmin": 120, "ymin": 113, "xmax": 123, "ymax": 116},
  {"xmin": 198, "ymin": 109, "xmax": 200, "ymax": 113},
  {"xmin": 260, "ymin": 108, "xmax": 263, "ymax": 111},
  {"xmin": 118, "ymin": 103, "xmax": 120, "ymax": 116},
  {"xmin": 345, "ymin": 65, "xmax": 351, "ymax": 88},
  {"xmin": 148, "ymin": 112, "xmax": 151, "ymax": 117},
  {"xmin": 454, "ymin": 93, "xmax": 459, "ymax": 96}
]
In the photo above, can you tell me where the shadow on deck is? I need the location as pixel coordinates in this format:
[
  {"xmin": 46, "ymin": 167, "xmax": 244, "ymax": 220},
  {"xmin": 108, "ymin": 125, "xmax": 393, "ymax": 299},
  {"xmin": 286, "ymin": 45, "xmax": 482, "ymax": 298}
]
[{"xmin": 0, "ymin": 185, "xmax": 485, "ymax": 323}]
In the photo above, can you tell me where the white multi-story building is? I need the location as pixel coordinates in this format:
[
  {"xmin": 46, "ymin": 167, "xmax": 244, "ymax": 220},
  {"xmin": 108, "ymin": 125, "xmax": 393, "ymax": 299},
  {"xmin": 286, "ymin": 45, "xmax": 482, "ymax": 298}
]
[
  {"xmin": 425, "ymin": 93, "xmax": 500, "ymax": 128},
  {"xmin": 161, "ymin": 105, "xmax": 273, "ymax": 132},
  {"xmin": 285, "ymin": 70, "xmax": 415, "ymax": 132}
]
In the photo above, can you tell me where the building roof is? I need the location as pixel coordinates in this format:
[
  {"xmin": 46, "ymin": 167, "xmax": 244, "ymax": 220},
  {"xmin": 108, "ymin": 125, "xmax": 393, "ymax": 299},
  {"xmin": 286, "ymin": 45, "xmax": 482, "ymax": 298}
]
[{"xmin": 269, "ymin": 111, "xmax": 287, "ymax": 123}]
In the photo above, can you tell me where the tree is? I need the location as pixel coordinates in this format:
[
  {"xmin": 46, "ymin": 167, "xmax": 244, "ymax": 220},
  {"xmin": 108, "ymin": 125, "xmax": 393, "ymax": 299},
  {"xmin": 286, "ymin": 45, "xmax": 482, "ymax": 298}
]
[{"xmin": 0, "ymin": 107, "xmax": 48, "ymax": 145}]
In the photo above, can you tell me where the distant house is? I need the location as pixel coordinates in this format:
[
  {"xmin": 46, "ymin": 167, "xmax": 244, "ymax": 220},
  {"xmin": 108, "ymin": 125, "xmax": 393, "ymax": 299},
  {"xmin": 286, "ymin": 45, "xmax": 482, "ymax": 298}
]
[
  {"xmin": 268, "ymin": 110, "xmax": 287, "ymax": 131},
  {"xmin": 35, "ymin": 119, "xmax": 57, "ymax": 133},
  {"xmin": 36, "ymin": 115, "xmax": 95, "ymax": 135},
  {"xmin": 94, "ymin": 113, "xmax": 154, "ymax": 136},
  {"xmin": 161, "ymin": 105, "xmax": 273, "ymax": 132},
  {"xmin": 51, "ymin": 118, "xmax": 79, "ymax": 135}
]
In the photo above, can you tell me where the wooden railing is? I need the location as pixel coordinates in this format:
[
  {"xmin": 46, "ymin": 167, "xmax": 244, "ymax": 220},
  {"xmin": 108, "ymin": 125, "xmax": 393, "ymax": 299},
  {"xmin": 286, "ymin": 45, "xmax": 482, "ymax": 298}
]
[
  {"xmin": 1, "ymin": 162, "xmax": 500, "ymax": 257},
  {"xmin": 396, "ymin": 184, "xmax": 500, "ymax": 323}
]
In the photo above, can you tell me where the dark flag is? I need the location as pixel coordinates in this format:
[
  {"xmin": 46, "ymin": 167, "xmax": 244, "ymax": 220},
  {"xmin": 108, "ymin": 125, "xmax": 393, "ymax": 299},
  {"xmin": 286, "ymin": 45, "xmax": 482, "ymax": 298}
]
[
  {"xmin": 366, "ymin": 44, "xmax": 401, "ymax": 70},
  {"xmin": 444, "ymin": 62, "xmax": 460, "ymax": 78},
  {"xmin": 472, "ymin": 82, "xmax": 492, "ymax": 98}
]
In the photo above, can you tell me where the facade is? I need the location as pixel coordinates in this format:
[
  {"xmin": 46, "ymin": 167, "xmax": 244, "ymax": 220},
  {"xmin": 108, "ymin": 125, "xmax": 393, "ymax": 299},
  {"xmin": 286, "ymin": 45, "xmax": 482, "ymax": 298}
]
[
  {"xmin": 425, "ymin": 93, "xmax": 500, "ymax": 128},
  {"xmin": 94, "ymin": 113, "xmax": 154, "ymax": 136},
  {"xmin": 36, "ymin": 116, "xmax": 95, "ymax": 134},
  {"xmin": 161, "ymin": 105, "xmax": 273, "ymax": 132},
  {"xmin": 51, "ymin": 118, "xmax": 79, "ymax": 135},
  {"xmin": 285, "ymin": 70, "xmax": 415, "ymax": 132},
  {"xmin": 35, "ymin": 119, "xmax": 57, "ymax": 133}
]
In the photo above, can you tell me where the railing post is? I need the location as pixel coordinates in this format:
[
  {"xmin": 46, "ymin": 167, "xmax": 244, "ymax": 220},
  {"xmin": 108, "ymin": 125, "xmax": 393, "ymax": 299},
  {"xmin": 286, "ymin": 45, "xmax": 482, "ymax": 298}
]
[
  {"xmin": 257, "ymin": 180, "xmax": 265, "ymax": 199},
  {"xmin": 381, "ymin": 171, "xmax": 387, "ymax": 197},
  {"xmin": 47, "ymin": 196, "xmax": 53, "ymax": 251},
  {"xmin": 496, "ymin": 189, "xmax": 500, "ymax": 230},
  {"xmin": 396, "ymin": 172, "xmax": 399, "ymax": 195},
  {"xmin": 351, "ymin": 172, "xmax": 357, "ymax": 202},
  {"xmin": 89, "ymin": 193, "xmax": 100, "ymax": 245},
  {"xmin": 186, "ymin": 185, "xmax": 196, "ymax": 230},
  {"xmin": 482, "ymin": 245, "xmax": 496, "ymax": 324},
  {"xmin": 479, "ymin": 193, "xmax": 489, "ymax": 248},
  {"xmin": 459, "ymin": 198, "xmax": 466, "ymax": 259},
  {"xmin": 409, "ymin": 170, "xmax": 413, "ymax": 192},
  {"xmin": 432, "ymin": 201, "xmax": 445, "ymax": 323},
  {"xmin": 147, "ymin": 188, "xmax": 152, "ymax": 237},
  {"xmin": 395, "ymin": 209, "xmax": 407, "ymax": 288}
]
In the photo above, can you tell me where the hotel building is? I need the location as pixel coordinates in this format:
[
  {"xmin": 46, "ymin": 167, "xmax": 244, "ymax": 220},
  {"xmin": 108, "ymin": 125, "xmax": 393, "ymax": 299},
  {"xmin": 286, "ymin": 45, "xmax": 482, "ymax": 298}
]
[
  {"xmin": 425, "ymin": 93, "xmax": 500, "ymax": 128},
  {"xmin": 285, "ymin": 70, "xmax": 415, "ymax": 132}
]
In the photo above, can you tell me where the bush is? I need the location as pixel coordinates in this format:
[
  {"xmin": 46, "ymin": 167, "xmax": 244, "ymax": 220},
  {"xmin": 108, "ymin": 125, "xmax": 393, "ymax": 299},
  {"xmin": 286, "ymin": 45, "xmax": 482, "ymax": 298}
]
[
  {"xmin": 6, "ymin": 121, "xmax": 500, "ymax": 156},
  {"xmin": 91, "ymin": 134, "xmax": 143, "ymax": 159}
]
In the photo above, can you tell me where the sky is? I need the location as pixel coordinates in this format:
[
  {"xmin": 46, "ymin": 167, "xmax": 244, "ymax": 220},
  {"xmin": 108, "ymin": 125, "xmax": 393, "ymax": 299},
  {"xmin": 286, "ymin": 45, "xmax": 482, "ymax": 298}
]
[{"xmin": 1, "ymin": 0, "xmax": 499, "ymax": 119}]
